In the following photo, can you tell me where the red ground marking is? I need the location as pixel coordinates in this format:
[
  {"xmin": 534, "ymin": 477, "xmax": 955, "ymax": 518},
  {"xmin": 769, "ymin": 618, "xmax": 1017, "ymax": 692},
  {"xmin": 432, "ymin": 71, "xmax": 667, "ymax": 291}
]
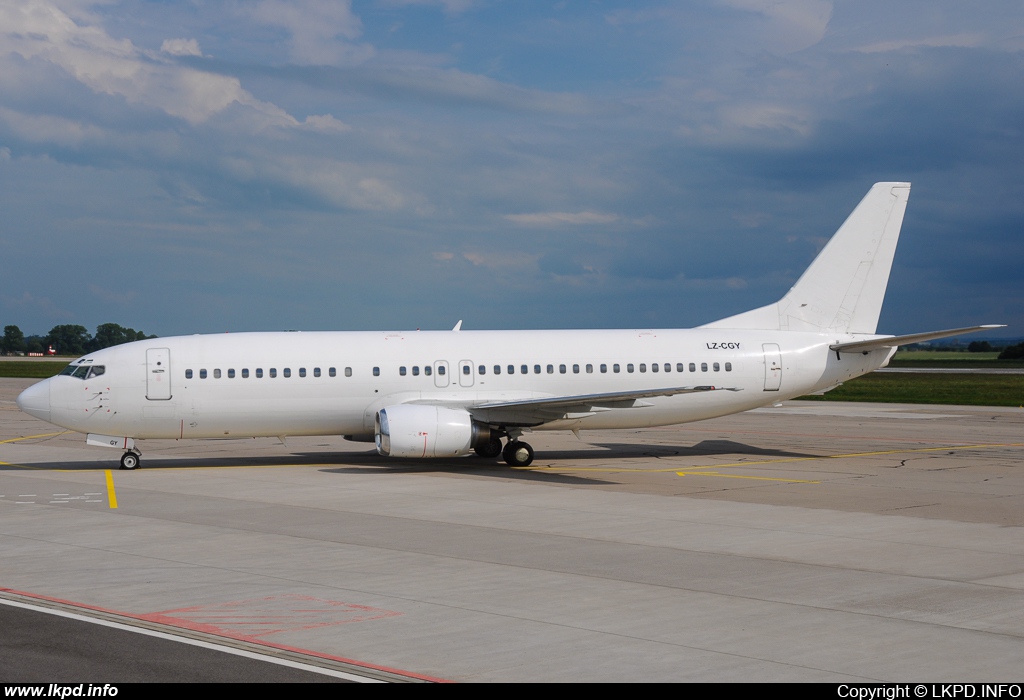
[{"xmin": 2, "ymin": 588, "xmax": 448, "ymax": 682}]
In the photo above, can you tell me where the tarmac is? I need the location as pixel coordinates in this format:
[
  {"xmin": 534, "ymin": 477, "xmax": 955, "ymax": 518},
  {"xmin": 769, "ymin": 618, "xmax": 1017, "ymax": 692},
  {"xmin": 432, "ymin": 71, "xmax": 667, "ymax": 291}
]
[{"xmin": 1, "ymin": 377, "xmax": 1023, "ymax": 682}]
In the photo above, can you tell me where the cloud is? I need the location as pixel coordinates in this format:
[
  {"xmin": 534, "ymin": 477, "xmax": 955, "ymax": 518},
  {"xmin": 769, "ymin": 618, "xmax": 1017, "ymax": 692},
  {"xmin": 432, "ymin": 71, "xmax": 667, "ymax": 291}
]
[
  {"xmin": 250, "ymin": 0, "xmax": 373, "ymax": 66},
  {"xmin": 505, "ymin": 211, "xmax": 620, "ymax": 227},
  {"xmin": 1, "ymin": 291, "xmax": 74, "ymax": 321},
  {"xmin": 0, "ymin": 1, "xmax": 298, "ymax": 126},
  {"xmin": 160, "ymin": 38, "xmax": 203, "ymax": 57}
]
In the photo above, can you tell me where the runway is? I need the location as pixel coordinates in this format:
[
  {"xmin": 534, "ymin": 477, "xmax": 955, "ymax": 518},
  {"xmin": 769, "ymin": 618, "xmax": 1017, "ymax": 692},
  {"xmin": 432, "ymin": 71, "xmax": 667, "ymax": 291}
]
[{"xmin": 2, "ymin": 377, "xmax": 1023, "ymax": 682}]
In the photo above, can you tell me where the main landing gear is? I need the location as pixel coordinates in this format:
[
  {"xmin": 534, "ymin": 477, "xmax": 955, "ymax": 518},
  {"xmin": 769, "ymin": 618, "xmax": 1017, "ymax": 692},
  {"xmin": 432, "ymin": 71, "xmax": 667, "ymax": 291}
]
[
  {"xmin": 501, "ymin": 440, "xmax": 534, "ymax": 467},
  {"xmin": 120, "ymin": 450, "xmax": 141, "ymax": 470}
]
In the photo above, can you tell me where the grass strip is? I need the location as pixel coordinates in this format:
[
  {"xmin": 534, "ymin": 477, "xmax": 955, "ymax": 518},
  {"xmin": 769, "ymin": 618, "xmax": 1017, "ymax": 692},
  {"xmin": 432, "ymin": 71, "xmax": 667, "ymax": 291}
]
[{"xmin": 801, "ymin": 372, "xmax": 1024, "ymax": 407}]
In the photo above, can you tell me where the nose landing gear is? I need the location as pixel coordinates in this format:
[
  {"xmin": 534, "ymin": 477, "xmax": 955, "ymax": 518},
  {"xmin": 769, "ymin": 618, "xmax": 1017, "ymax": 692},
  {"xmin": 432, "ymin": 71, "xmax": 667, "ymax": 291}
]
[{"xmin": 119, "ymin": 450, "xmax": 141, "ymax": 470}]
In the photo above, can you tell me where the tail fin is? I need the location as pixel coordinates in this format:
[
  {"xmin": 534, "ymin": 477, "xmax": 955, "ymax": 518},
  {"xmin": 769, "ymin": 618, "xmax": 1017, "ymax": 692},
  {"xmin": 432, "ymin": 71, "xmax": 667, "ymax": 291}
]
[{"xmin": 704, "ymin": 182, "xmax": 911, "ymax": 334}]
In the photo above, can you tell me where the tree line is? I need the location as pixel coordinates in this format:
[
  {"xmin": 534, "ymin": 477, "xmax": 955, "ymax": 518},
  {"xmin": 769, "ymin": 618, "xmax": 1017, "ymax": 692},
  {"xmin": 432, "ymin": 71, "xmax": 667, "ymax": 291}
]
[{"xmin": 1, "ymin": 324, "xmax": 157, "ymax": 356}]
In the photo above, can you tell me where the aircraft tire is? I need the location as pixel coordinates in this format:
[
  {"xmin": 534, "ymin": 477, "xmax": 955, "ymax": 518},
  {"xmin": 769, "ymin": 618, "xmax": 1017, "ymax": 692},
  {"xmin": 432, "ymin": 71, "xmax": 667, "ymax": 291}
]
[
  {"xmin": 502, "ymin": 441, "xmax": 534, "ymax": 467},
  {"xmin": 474, "ymin": 438, "xmax": 503, "ymax": 458},
  {"xmin": 120, "ymin": 452, "xmax": 140, "ymax": 470}
]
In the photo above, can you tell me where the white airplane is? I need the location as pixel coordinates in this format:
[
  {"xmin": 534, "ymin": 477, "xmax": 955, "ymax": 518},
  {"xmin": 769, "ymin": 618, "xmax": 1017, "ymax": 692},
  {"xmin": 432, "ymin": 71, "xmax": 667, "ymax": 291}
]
[{"xmin": 17, "ymin": 182, "xmax": 1002, "ymax": 470}]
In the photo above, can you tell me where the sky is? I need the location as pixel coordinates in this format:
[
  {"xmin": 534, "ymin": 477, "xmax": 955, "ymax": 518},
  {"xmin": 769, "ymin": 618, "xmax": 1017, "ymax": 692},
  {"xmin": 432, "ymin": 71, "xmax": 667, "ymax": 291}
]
[{"xmin": 1, "ymin": 0, "xmax": 1022, "ymax": 338}]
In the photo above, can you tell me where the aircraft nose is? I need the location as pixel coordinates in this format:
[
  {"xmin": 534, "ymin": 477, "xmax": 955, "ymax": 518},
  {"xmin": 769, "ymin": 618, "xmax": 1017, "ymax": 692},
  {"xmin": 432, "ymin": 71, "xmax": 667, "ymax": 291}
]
[{"xmin": 16, "ymin": 379, "xmax": 51, "ymax": 424}]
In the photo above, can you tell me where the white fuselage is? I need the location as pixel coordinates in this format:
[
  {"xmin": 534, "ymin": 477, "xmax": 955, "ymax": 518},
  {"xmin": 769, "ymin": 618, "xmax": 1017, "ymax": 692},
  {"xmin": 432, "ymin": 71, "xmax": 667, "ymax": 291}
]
[{"xmin": 25, "ymin": 328, "xmax": 891, "ymax": 442}]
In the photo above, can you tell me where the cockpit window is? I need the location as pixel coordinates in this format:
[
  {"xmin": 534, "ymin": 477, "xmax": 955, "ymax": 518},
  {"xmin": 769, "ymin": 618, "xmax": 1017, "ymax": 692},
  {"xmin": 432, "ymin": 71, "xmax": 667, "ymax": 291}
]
[
  {"xmin": 59, "ymin": 365, "xmax": 77, "ymax": 376},
  {"xmin": 87, "ymin": 366, "xmax": 105, "ymax": 379},
  {"xmin": 72, "ymin": 366, "xmax": 90, "ymax": 379}
]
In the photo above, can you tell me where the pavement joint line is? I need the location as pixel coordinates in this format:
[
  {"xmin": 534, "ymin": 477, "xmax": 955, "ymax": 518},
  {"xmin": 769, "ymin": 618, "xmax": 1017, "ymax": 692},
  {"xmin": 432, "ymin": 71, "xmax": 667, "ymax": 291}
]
[{"xmin": 0, "ymin": 589, "xmax": 441, "ymax": 683}]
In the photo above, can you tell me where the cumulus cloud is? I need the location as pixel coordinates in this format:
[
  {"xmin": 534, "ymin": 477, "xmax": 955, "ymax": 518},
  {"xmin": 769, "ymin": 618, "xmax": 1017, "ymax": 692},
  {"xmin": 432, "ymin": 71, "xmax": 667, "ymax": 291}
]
[{"xmin": 160, "ymin": 38, "xmax": 203, "ymax": 57}]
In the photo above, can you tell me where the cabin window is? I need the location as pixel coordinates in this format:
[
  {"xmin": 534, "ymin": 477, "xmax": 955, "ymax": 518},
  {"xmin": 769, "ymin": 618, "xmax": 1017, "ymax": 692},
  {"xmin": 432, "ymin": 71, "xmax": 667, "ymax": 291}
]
[
  {"xmin": 713, "ymin": 362, "xmax": 720, "ymax": 372},
  {"xmin": 508, "ymin": 365, "xmax": 515, "ymax": 375},
  {"xmin": 627, "ymin": 364, "xmax": 634, "ymax": 373},
  {"xmin": 725, "ymin": 362, "xmax": 732, "ymax": 372},
  {"xmin": 701, "ymin": 363, "xmax": 708, "ymax": 372},
  {"xmin": 572, "ymin": 364, "xmax": 580, "ymax": 374},
  {"xmin": 613, "ymin": 364, "xmax": 620, "ymax": 373},
  {"xmin": 677, "ymin": 363, "xmax": 684, "ymax": 372},
  {"xmin": 639, "ymin": 363, "xmax": 646, "ymax": 373},
  {"xmin": 437, "ymin": 365, "xmax": 446, "ymax": 376},
  {"xmin": 534, "ymin": 365, "xmax": 541, "ymax": 374},
  {"xmin": 651, "ymin": 363, "xmax": 659, "ymax": 373},
  {"xmin": 228, "ymin": 369, "xmax": 235, "ymax": 378},
  {"xmin": 242, "ymin": 369, "xmax": 250, "ymax": 378},
  {"xmin": 343, "ymin": 367, "xmax": 350, "ymax": 377},
  {"xmin": 269, "ymin": 368, "xmax": 277, "ymax": 378},
  {"xmin": 313, "ymin": 368, "xmax": 321, "ymax": 377},
  {"xmin": 373, "ymin": 367, "xmax": 380, "ymax": 377},
  {"xmin": 689, "ymin": 363, "xmax": 696, "ymax": 372},
  {"xmin": 559, "ymin": 364, "xmax": 567, "ymax": 374},
  {"xmin": 547, "ymin": 364, "xmax": 554, "ymax": 374},
  {"xmin": 464, "ymin": 365, "xmax": 472, "ymax": 375},
  {"xmin": 399, "ymin": 366, "xmax": 407, "ymax": 376},
  {"xmin": 414, "ymin": 366, "xmax": 421, "ymax": 376},
  {"xmin": 521, "ymin": 365, "xmax": 528, "ymax": 375},
  {"xmin": 283, "ymin": 368, "xmax": 291, "ymax": 378},
  {"xmin": 494, "ymin": 365, "xmax": 501, "ymax": 375},
  {"xmin": 256, "ymin": 368, "xmax": 264, "ymax": 378},
  {"xmin": 586, "ymin": 364, "xmax": 593, "ymax": 373},
  {"xmin": 665, "ymin": 363, "xmax": 671, "ymax": 373},
  {"xmin": 600, "ymin": 364, "xmax": 607, "ymax": 373},
  {"xmin": 299, "ymin": 368, "xmax": 306, "ymax": 377},
  {"xmin": 213, "ymin": 369, "xmax": 222, "ymax": 379},
  {"xmin": 185, "ymin": 369, "xmax": 193, "ymax": 379},
  {"xmin": 329, "ymin": 367, "xmax": 337, "ymax": 377},
  {"xmin": 424, "ymin": 366, "xmax": 432, "ymax": 376},
  {"xmin": 200, "ymin": 369, "xmax": 208, "ymax": 379},
  {"xmin": 477, "ymin": 365, "xmax": 484, "ymax": 375}
]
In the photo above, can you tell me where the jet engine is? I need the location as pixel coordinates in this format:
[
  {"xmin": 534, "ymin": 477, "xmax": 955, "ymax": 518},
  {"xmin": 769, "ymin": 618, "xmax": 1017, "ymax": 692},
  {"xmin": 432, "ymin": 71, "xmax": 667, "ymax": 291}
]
[{"xmin": 375, "ymin": 405, "xmax": 496, "ymax": 458}]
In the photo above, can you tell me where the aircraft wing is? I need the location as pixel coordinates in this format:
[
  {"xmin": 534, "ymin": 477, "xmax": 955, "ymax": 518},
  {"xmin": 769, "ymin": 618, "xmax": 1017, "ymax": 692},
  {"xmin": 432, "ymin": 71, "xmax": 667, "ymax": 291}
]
[
  {"xmin": 830, "ymin": 324, "xmax": 1005, "ymax": 354},
  {"xmin": 461, "ymin": 385, "xmax": 741, "ymax": 426}
]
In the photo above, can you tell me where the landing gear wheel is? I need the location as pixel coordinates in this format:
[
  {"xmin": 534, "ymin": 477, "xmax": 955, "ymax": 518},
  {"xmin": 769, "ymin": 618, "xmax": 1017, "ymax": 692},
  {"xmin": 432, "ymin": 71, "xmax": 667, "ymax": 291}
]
[
  {"xmin": 120, "ymin": 452, "xmax": 140, "ymax": 470},
  {"xmin": 474, "ymin": 437, "xmax": 503, "ymax": 458},
  {"xmin": 502, "ymin": 440, "xmax": 534, "ymax": 467}
]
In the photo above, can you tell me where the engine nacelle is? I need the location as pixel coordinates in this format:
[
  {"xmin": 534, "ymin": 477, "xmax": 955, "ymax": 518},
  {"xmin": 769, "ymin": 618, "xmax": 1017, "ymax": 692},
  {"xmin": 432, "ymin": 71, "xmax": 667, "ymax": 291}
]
[{"xmin": 375, "ymin": 405, "xmax": 494, "ymax": 458}]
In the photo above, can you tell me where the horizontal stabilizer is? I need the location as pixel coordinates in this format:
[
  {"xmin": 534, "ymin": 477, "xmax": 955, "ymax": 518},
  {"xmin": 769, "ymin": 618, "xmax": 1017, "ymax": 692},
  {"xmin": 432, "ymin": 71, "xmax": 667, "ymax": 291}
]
[{"xmin": 830, "ymin": 325, "xmax": 1006, "ymax": 354}]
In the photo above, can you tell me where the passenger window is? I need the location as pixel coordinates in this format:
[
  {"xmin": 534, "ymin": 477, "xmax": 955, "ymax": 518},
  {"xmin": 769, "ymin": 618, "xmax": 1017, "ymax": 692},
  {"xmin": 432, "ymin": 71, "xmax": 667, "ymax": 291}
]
[
  {"xmin": 713, "ymin": 362, "xmax": 720, "ymax": 372},
  {"xmin": 314, "ymin": 368, "xmax": 321, "ymax": 377},
  {"xmin": 572, "ymin": 364, "xmax": 579, "ymax": 374},
  {"xmin": 463, "ymin": 365, "xmax": 471, "ymax": 375},
  {"xmin": 652, "ymin": 363, "xmax": 659, "ymax": 373},
  {"xmin": 627, "ymin": 364, "xmax": 634, "ymax": 373},
  {"xmin": 701, "ymin": 363, "xmax": 708, "ymax": 372},
  {"xmin": 494, "ymin": 365, "xmax": 501, "ymax": 375},
  {"xmin": 214, "ymin": 369, "xmax": 222, "ymax": 379},
  {"xmin": 476, "ymin": 365, "xmax": 483, "ymax": 375},
  {"xmin": 534, "ymin": 365, "xmax": 541, "ymax": 374},
  {"xmin": 256, "ymin": 368, "xmax": 264, "ymax": 378},
  {"xmin": 508, "ymin": 365, "xmax": 515, "ymax": 375},
  {"xmin": 228, "ymin": 369, "xmax": 235, "ymax": 379},
  {"xmin": 677, "ymin": 363, "xmax": 684, "ymax": 372},
  {"xmin": 400, "ymin": 366, "xmax": 407, "ymax": 376},
  {"xmin": 330, "ymin": 367, "xmax": 338, "ymax": 377},
  {"xmin": 689, "ymin": 363, "xmax": 696, "ymax": 372},
  {"xmin": 613, "ymin": 364, "xmax": 620, "ymax": 373},
  {"xmin": 586, "ymin": 364, "xmax": 593, "ymax": 373},
  {"xmin": 559, "ymin": 364, "xmax": 566, "ymax": 374},
  {"xmin": 438, "ymin": 365, "xmax": 446, "ymax": 376},
  {"xmin": 547, "ymin": 364, "xmax": 554, "ymax": 374},
  {"xmin": 200, "ymin": 369, "xmax": 208, "ymax": 379},
  {"xmin": 270, "ymin": 368, "xmax": 277, "ymax": 378},
  {"xmin": 424, "ymin": 366, "xmax": 432, "ymax": 376},
  {"xmin": 639, "ymin": 364, "xmax": 646, "ymax": 373},
  {"xmin": 342, "ymin": 367, "xmax": 349, "ymax": 377},
  {"xmin": 373, "ymin": 367, "xmax": 380, "ymax": 377},
  {"xmin": 414, "ymin": 366, "xmax": 421, "ymax": 376},
  {"xmin": 600, "ymin": 364, "xmax": 607, "ymax": 373},
  {"xmin": 521, "ymin": 365, "xmax": 528, "ymax": 375},
  {"xmin": 242, "ymin": 369, "xmax": 249, "ymax": 378},
  {"xmin": 299, "ymin": 368, "xmax": 306, "ymax": 377},
  {"xmin": 283, "ymin": 368, "xmax": 290, "ymax": 378},
  {"xmin": 665, "ymin": 363, "xmax": 671, "ymax": 372},
  {"xmin": 725, "ymin": 362, "xmax": 732, "ymax": 372},
  {"xmin": 185, "ymin": 369, "xmax": 193, "ymax": 379}
]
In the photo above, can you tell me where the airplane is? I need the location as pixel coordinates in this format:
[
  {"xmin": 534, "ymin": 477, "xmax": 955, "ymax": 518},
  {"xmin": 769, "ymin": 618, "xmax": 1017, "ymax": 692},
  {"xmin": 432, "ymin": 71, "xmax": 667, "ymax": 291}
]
[{"xmin": 16, "ymin": 182, "xmax": 1003, "ymax": 470}]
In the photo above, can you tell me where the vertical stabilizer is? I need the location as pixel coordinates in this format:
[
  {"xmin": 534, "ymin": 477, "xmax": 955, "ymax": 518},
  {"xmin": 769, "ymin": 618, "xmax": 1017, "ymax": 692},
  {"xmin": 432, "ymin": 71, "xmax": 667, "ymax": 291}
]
[{"xmin": 704, "ymin": 182, "xmax": 910, "ymax": 334}]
